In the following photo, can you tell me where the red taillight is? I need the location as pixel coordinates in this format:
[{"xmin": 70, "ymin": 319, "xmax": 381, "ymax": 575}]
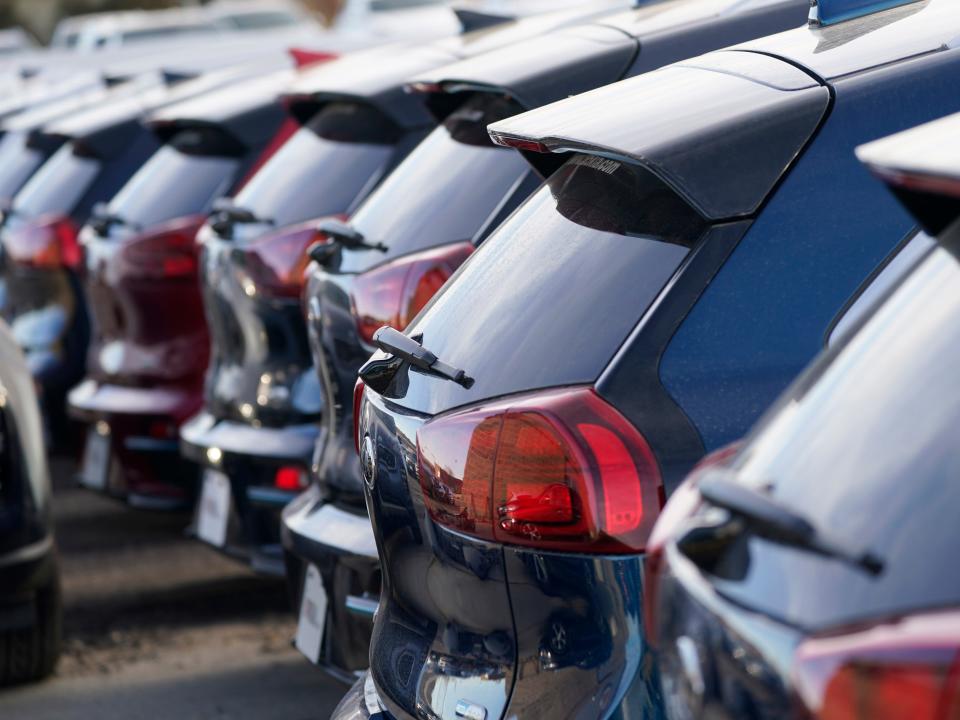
[
  {"xmin": 3, "ymin": 213, "xmax": 80, "ymax": 269},
  {"xmin": 239, "ymin": 217, "xmax": 342, "ymax": 299},
  {"xmin": 416, "ymin": 386, "xmax": 663, "ymax": 554},
  {"xmin": 353, "ymin": 378, "xmax": 365, "ymax": 455},
  {"xmin": 274, "ymin": 465, "xmax": 307, "ymax": 492},
  {"xmin": 351, "ymin": 242, "xmax": 474, "ymax": 346},
  {"xmin": 794, "ymin": 610, "xmax": 960, "ymax": 720},
  {"xmin": 118, "ymin": 215, "xmax": 204, "ymax": 279}
]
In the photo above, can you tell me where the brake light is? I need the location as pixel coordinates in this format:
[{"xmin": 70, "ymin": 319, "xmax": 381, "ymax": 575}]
[
  {"xmin": 353, "ymin": 378, "xmax": 365, "ymax": 455},
  {"xmin": 351, "ymin": 242, "xmax": 474, "ymax": 346},
  {"xmin": 793, "ymin": 610, "xmax": 960, "ymax": 720},
  {"xmin": 118, "ymin": 215, "xmax": 204, "ymax": 279},
  {"xmin": 416, "ymin": 386, "xmax": 662, "ymax": 554},
  {"xmin": 274, "ymin": 465, "xmax": 307, "ymax": 492},
  {"xmin": 3, "ymin": 213, "xmax": 80, "ymax": 269},
  {"xmin": 238, "ymin": 219, "xmax": 336, "ymax": 299}
]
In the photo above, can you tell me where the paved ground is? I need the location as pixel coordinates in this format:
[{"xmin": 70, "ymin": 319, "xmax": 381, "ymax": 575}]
[{"xmin": 0, "ymin": 456, "xmax": 348, "ymax": 720}]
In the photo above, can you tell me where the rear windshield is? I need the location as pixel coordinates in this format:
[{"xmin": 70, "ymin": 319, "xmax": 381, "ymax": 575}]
[
  {"xmin": 719, "ymin": 244, "xmax": 960, "ymax": 628},
  {"xmin": 232, "ymin": 102, "xmax": 400, "ymax": 230},
  {"xmin": 0, "ymin": 132, "xmax": 45, "ymax": 203},
  {"xmin": 388, "ymin": 154, "xmax": 707, "ymax": 415},
  {"xmin": 103, "ymin": 134, "xmax": 240, "ymax": 231},
  {"xmin": 341, "ymin": 94, "xmax": 531, "ymax": 274},
  {"xmin": 11, "ymin": 142, "xmax": 100, "ymax": 219}
]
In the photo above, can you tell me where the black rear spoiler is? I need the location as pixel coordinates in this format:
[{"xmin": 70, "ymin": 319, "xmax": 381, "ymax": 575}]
[{"xmin": 857, "ymin": 113, "xmax": 960, "ymax": 237}]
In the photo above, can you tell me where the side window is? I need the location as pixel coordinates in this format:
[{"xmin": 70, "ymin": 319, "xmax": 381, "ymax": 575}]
[{"xmin": 828, "ymin": 230, "xmax": 935, "ymax": 346}]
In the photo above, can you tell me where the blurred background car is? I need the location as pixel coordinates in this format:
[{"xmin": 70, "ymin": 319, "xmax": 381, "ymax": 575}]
[
  {"xmin": 646, "ymin": 109, "xmax": 960, "ymax": 720},
  {"xmin": 180, "ymin": 1, "xmax": 628, "ymax": 578},
  {"xmin": 0, "ymin": 318, "xmax": 61, "ymax": 686},
  {"xmin": 282, "ymin": 0, "xmax": 809, "ymax": 683},
  {"xmin": 68, "ymin": 64, "xmax": 304, "ymax": 509},
  {"xmin": 340, "ymin": 1, "xmax": 960, "ymax": 718}
]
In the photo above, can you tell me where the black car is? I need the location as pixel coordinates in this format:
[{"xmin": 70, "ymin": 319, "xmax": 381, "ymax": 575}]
[
  {"xmin": 334, "ymin": 1, "xmax": 960, "ymax": 718},
  {"xmin": 283, "ymin": 0, "xmax": 808, "ymax": 681},
  {"xmin": 67, "ymin": 66, "xmax": 296, "ymax": 509},
  {"xmin": 646, "ymin": 109, "xmax": 960, "ymax": 720},
  {"xmin": 181, "ymin": 2, "xmax": 631, "ymax": 577},
  {"xmin": 0, "ymin": 64, "xmax": 289, "ymax": 445},
  {"xmin": 0, "ymin": 319, "xmax": 60, "ymax": 685}
]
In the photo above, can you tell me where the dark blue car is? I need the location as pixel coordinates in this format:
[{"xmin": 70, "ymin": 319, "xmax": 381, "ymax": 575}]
[
  {"xmin": 283, "ymin": 0, "xmax": 808, "ymax": 681},
  {"xmin": 335, "ymin": 1, "xmax": 960, "ymax": 718},
  {"xmin": 646, "ymin": 109, "xmax": 960, "ymax": 719}
]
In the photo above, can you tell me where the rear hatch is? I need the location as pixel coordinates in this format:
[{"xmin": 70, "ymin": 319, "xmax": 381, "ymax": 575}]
[
  {"xmin": 201, "ymin": 99, "xmax": 418, "ymax": 427},
  {"xmin": 81, "ymin": 125, "xmax": 248, "ymax": 393}
]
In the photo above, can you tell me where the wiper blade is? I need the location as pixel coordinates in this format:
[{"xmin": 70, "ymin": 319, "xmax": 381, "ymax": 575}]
[
  {"xmin": 309, "ymin": 219, "xmax": 386, "ymax": 265},
  {"xmin": 91, "ymin": 203, "xmax": 141, "ymax": 235},
  {"xmin": 370, "ymin": 326, "xmax": 472, "ymax": 389},
  {"xmin": 696, "ymin": 475, "xmax": 884, "ymax": 576},
  {"xmin": 209, "ymin": 198, "xmax": 274, "ymax": 236}
]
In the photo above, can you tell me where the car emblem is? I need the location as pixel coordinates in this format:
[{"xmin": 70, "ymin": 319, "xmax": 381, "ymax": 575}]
[{"xmin": 361, "ymin": 435, "xmax": 377, "ymax": 489}]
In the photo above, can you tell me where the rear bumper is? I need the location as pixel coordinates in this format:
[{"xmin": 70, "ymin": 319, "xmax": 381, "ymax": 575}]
[
  {"xmin": 282, "ymin": 485, "xmax": 379, "ymax": 674},
  {"xmin": 68, "ymin": 379, "xmax": 199, "ymax": 507},
  {"xmin": 331, "ymin": 673, "xmax": 393, "ymax": 720},
  {"xmin": 182, "ymin": 410, "xmax": 321, "ymax": 576}
]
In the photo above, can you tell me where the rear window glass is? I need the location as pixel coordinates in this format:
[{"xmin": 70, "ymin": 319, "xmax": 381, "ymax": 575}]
[
  {"xmin": 388, "ymin": 154, "xmax": 707, "ymax": 415},
  {"xmin": 12, "ymin": 143, "xmax": 100, "ymax": 219},
  {"xmin": 341, "ymin": 94, "xmax": 530, "ymax": 273},
  {"xmin": 231, "ymin": 103, "xmax": 399, "ymax": 231},
  {"xmin": 103, "ymin": 142, "xmax": 238, "ymax": 231},
  {"xmin": 721, "ymin": 245, "xmax": 960, "ymax": 628},
  {"xmin": 0, "ymin": 132, "xmax": 45, "ymax": 203}
]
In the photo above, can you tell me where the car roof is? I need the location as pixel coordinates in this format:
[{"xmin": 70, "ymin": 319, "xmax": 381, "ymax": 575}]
[{"xmin": 735, "ymin": 0, "xmax": 958, "ymax": 79}]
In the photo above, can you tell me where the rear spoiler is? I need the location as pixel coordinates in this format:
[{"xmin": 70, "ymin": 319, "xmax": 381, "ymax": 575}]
[
  {"xmin": 452, "ymin": 8, "xmax": 514, "ymax": 34},
  {"xmin": 857, "ymin": 112, "xmax": 960, "ymax": 236}
]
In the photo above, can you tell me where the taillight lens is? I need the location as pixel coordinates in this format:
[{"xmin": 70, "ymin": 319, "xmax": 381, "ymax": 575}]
[
  {"xmin": 3, "ymin": 213, "xmax": 80, "ymax": 269},
  {"xmin": 351, "ymin": 242, "xmax": 474, "ymax": 346},
  {"xmin": 416, "ymin": 386, "xmax": 662, "ymax": 554},
  {"xmin": 238, "ymin": 218, "xmax": 338, "ymax": 299},
  {"xmin": 118, "ymin": 215, "xmax": 204, "ymax": 279},
  {"xmin": 353, "ymin": 378, "xmax": 365, "ymax": 455},
  {"xmin": 274, "ymin": 465, "xmax": 308, "ymax": 492},
  {"xmin": 793, "ymin": 610, "xmax": 960, "ymax": 720}
]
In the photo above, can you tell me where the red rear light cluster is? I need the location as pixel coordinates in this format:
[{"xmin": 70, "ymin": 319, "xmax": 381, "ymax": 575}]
[
  {"xmin": 416, "ymin": 385, "xmax": 663, "ymax": 554},
  {"xmin": 351, "ymin": 242, "xmax": 474, "ymax": 346},
  {"xmin": 793, "ymin": 611, "xmax": 960, "ymax": 720},
  {"xmin": 118, "ymin": 215, "xmax": 204, "ymax": 279},
  {"xmin": 3, "ymin": 213, "xmax": 81, "ymax": 269},
  {"xmin": 352, "ymin": 378, "xmax": 365, "ymax": 454},
  {"xmin": 240, "ymin": 218, "xmax": 341, "ymax": 299},
  {"xmin": 274, "ymin": 465, "xmax": 308, "ymax": 492}
]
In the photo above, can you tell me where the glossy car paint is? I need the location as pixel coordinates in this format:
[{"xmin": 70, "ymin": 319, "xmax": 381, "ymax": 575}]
[
  {"xmin": 289, "ymin": 0, "xmax": 810, "ymax": 681},
  {"xmin": 67, "ymin": 70, "xmax": 292, "ymax": 508},
  {"xmin": 650, "ymin": 115, "xmax": 960, "ymax": 720},
  {"xmin": 0, "ymin": 319, "xmax": 60, "ymax": 683},
  {"xmin": 184, "ymin": 2, "xmax": 636, "ymax": 576},
  {"xmin": 346, "ymin": 3, "xmax": 960, "ymax": 718}
]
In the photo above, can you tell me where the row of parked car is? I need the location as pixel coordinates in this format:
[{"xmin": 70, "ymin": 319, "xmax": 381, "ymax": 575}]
[{"xmin": 0, "ymin": 0, "xmax": 957, "ymax": 717}]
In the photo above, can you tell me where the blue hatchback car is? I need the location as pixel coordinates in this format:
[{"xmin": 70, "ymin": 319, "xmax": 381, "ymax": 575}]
[
  {"xmin": 646, "ymin": 110, "xmax": 960, "ymax": 720},
  {"xmin": 337, "ymin": 1, "xmax": 960, "ymax": 718}
]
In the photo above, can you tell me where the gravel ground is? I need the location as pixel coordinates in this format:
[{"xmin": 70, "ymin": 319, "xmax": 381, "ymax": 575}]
[{"xmin": 0, "ymin": 456, "xmax": 348, "ymax": 720}]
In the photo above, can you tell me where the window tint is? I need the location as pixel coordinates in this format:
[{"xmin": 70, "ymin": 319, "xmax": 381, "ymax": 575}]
[
  {"xmin": 0, "ymin": 132, "xmax": 45, "ymax": 202},
  {"xmin": 719, "ymin": 245, "xmax": 960, "ymax": 628},
  {"xmin": 388, "ymin": 154, "xmax": 706, "ymax": 416},
  {"xmin": 341, "ymin": 95, "xmax": 529, "ymax": 273},
  {"xmin": 828, "ymin": 230, "xmax": 935, "ymax": 346},
  {"xmin": 105, "ymin": 144, "xmax": 238, "ymax": 230},
  {"xmin": 12, "ymin": 143, "xmax": 100, "ymax": 219},
  {"xmin": 232, "ymin": 103, "xmax": 399, "ymax": 231}
]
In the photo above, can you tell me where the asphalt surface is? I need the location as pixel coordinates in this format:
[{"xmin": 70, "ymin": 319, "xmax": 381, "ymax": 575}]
[{"xmin": 0, "ymin": 456, "xmax": 348, "ymax": 720}]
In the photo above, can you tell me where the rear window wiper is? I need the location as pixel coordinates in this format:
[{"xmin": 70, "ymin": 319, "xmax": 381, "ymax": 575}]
[
  {"xmin": 308, "ymin": 219, "xmax": 386, "ymax": 266},
  {"xmin": 367, "ymin": 326, "xmax": 473, "ymax": 389},
  {"xmin": 209, "ymin": 198, "xmax": 274, "ymax": 236},
  {"xmin": 90, "ymin": 203, "xmax": 142, "ymax": 236},
  {"xmin": 687, "ymin": 475, "xmax": 883, "ymax": 576}
]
